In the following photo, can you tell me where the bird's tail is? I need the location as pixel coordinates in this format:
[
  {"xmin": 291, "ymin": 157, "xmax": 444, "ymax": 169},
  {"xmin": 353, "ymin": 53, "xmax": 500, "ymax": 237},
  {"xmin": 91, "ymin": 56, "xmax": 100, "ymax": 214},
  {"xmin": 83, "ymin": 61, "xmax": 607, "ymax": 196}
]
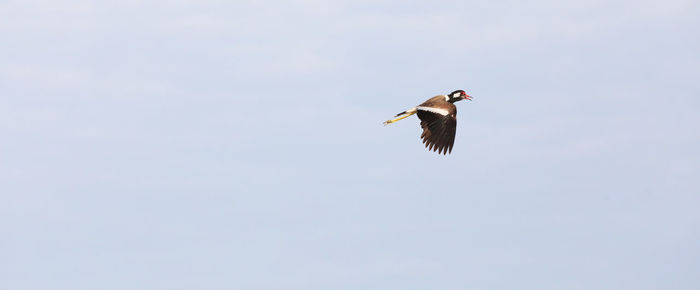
[
  {"xmin": 384, "ymin": 108, "xmax": 417, "ymax": 125},
  {"xmin": 395, "ymin": 107, "xmax": 418, "ymax": 117}
]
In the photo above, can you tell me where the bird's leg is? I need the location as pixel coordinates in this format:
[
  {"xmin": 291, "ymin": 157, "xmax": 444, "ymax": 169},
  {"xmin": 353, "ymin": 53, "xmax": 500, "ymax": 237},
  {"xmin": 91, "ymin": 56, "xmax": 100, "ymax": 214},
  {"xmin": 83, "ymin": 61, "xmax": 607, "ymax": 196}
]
[{"xmin": 383, "ymin": 108, "xmax": 417, "ymax": 125}]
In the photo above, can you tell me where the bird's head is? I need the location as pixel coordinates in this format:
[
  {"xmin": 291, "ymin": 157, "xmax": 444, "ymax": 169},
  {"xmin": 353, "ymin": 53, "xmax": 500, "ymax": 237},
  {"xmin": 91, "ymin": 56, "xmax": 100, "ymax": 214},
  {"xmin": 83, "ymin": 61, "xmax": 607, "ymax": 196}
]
[{"xmin": 448, "ymin": 90, "xmax": 472, "ymax": 103}]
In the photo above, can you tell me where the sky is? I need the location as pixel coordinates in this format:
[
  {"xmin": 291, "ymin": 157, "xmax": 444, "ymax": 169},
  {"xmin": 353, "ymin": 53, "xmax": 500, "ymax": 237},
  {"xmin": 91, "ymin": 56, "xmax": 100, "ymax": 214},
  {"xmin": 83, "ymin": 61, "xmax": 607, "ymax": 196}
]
[{"xmin": 1, "ymin": 0, "xmax": 700, "ymax": 289}]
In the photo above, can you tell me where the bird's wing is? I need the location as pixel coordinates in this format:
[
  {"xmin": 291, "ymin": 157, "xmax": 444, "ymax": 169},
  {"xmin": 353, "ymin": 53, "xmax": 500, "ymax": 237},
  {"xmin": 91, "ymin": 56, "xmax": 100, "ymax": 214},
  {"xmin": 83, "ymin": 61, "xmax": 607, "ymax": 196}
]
[{"xmin": 416, "ymin": 105, "xmax": 457, "ymax": 155}]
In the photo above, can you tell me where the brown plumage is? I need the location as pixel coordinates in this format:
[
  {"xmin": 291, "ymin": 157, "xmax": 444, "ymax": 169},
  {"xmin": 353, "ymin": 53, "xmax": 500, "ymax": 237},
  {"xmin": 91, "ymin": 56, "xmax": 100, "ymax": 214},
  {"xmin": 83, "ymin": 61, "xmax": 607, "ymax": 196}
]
[
  {"xmin": 417, "ymin": 96, "xmax": 458, "ymax": 154},
  {"xmin": 383, "ymin": 90, "xmax": 472, "ymax": 155}
]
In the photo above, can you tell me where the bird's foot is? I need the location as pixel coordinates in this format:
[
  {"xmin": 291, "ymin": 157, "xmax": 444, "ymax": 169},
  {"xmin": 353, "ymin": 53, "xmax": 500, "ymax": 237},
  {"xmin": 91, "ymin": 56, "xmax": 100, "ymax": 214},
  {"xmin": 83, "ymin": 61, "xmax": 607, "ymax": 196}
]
[{"xmin": 382, "ymin": 111, "xmax": 415, "ymax": 126}]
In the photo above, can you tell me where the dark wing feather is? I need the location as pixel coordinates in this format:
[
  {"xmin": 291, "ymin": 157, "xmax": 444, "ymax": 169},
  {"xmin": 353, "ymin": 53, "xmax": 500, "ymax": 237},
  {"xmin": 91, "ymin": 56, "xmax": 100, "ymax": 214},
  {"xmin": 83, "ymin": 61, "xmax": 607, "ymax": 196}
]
[{"xmin": 416, "ymin": 110, "xmax": 457, "ymax": 155}]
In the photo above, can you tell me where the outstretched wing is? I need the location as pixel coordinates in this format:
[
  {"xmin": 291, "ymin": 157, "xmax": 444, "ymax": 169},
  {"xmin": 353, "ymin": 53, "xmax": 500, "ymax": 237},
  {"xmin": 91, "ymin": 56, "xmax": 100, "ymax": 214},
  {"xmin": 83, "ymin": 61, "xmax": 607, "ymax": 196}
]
[{"xmin": 416, "ymin": 105, "xmax": 457, "ymax": 155}]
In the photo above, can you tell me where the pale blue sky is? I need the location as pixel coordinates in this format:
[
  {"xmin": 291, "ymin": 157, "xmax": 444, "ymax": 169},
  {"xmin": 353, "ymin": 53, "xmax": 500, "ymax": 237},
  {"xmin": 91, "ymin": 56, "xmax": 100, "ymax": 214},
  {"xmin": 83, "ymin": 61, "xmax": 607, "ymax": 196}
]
[{"xmin": 2, "ymin": 1, "xmax": 700, "ymax": 289}]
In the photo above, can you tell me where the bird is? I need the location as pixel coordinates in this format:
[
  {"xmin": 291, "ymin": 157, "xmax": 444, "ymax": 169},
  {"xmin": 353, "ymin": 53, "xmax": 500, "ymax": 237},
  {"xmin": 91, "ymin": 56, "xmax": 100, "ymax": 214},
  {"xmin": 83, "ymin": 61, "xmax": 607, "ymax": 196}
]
[{"xmin": 383, "ymin": 90, "xmax": 472, "ymax": 155}]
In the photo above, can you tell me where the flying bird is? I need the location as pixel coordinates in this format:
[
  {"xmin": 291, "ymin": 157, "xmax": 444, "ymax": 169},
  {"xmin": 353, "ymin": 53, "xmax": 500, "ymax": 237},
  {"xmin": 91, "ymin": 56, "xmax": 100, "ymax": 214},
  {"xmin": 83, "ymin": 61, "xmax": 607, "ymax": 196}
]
[{"xmin": 383, "ymin": 90, "xmax": 472, "ymax": 154}]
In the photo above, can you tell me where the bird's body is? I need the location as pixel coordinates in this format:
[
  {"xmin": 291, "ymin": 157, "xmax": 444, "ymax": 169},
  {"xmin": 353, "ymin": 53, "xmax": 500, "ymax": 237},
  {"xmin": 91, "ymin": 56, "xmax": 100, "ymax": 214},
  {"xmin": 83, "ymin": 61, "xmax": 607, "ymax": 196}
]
[{"xmin": 384, "ymin": 90, "xmax": 472, "ymax": 155}]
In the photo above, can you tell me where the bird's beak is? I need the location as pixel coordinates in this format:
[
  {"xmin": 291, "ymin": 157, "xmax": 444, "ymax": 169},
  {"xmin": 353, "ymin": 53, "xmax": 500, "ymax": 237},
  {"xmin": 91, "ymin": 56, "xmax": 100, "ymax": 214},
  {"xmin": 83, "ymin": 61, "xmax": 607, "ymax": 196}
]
[{"xmin": 465, "ymin": 94, "xmax": 473, "ymax": 101}]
